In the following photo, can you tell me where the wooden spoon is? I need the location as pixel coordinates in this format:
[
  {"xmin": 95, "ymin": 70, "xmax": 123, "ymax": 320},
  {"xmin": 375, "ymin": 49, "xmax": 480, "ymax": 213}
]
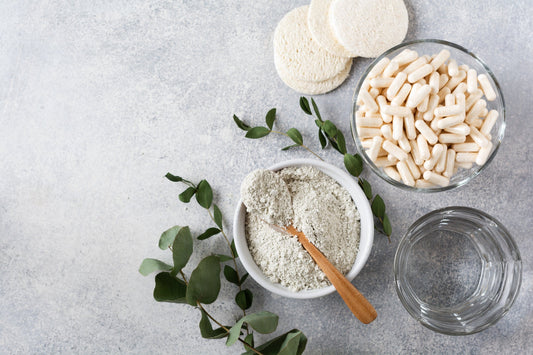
[{"xmin": 285, "ymin": 225, "xmax": 377, "ymax": 324}]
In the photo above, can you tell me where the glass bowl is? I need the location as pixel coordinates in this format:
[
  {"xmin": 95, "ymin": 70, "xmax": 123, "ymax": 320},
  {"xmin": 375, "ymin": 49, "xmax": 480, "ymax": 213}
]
[
  {"xmin": 351, "ymin": 39, "xmax": 506, "ymax": 192},
  {"xmin": 394, "ymin": 207, "xmax": 522, "ymax": 335}
]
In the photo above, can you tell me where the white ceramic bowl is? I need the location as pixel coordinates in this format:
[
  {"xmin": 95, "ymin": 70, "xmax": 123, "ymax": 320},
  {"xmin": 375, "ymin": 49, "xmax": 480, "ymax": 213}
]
[{"xmin": 233, "ymin": 159, "xmax": 374, "ymax": 299}]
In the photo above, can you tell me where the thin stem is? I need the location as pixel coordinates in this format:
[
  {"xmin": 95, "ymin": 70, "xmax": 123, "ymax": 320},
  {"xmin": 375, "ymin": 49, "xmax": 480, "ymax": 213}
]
[{"xmin": 270, "ymin": 131, "xmax": 324, "ymax": 161}]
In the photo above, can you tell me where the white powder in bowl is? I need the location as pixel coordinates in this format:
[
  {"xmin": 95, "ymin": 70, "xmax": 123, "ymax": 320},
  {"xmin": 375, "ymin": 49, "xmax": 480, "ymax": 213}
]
[{"xmin": 243, "ymin": 166, "xmax": 360, "ymax": 291}]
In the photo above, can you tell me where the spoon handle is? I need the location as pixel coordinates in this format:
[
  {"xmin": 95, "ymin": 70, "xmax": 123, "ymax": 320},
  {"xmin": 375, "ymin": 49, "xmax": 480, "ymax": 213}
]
[{"xmin": 285, "ymin": 225, "xmax": 377, "ymax": 324}]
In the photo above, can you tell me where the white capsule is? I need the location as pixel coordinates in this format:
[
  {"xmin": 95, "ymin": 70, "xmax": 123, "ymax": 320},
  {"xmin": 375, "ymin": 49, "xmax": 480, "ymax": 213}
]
[
  {"xmin": 415, "ymin": 179, "xmax": 435, "ymax": 188},
  {"xmin": 465, "ymin": 89, "xmax": 484, "ymax": 111},
  {"xmin": 404, "ymin": 57, "xmax": 429, "ymax": 75},
  {"xmin": 469, "ymin": 126, "xmax": 491, "ymax": 148},
  {"xmin": 429, "ymin": 71, "xmax": 440, "ymax": 94},
  {"xmin": 415, "ymin": 120, "xmax": 438, "ymax": 145},
  {"xmin": 407, "ymin": 84, "xmax": 431, "ymax": 108},
  {"xmin": 445, "ymin": 70, "xmax": 467, "ymax": 91},
  {"xmin": 370, "ymin": 77, "xmax": 394, "ymax": 88},
  {"xmin": 417, "ymin": 94, "xmax": 430, "ymax": 112},
  {"xmin": 445, "ymin": 93, "xmax": 455, "ymax": 107},
  {"xmin": 423, "ymin": 94, "xmax": 440, "ymax": 121},
  {"xmin": 410, "ymin": 139, "xmax": 423, "ymax": 165},
  {"xmin": 467, "ymin": 69, "xmax": 478, "ymax": 93},
  {"xmin": 436, "ymin": 144, "xmax": 447, "ymax": 173},
  {"xmin": 439, "ymin": 133, "xmax": 466, "ymax": 144},
  {"xmin": 423, "ymin": 171, "xmax": 450, "ymax": 187},
  {"xmin": 358, "ymin": 90, "xmax": 379, "ymax": 112},
  {"xmin": 448, "ymin": 59, "xmax": 459, "ymax": 76},
  {"xmin": 367, "ymin": 136, "xmax": 384, "ymax": 162},
  {"xmin": 452, "ymin": 142, "xmax": 481, "ymax": 152},
  {"xmin": 456, "ymin": 152, "xmax": 478, "ymax": 163},
  {"xmin": 398, "ymin": 134, "xmax": 411, "ymax": 153},
  {"xmin": 430, "ymin": 116, "xmax": 441, "ymax": 132},
  {"xmin": 405, "ymin": 154, "xmax": 421, "ymax": 179},
  {"xmin": 386, "ymin": 72, "xmax": 408, "ymax": 101},
  {"xmin": 443, "ymin": 149, "xmax": 456, "ymax": 178},
  {"xmin": 383, "ymin": 61, "xmax": 400, "ymax": 78},
  {"xmin": 479, "ymin": 108, "xmax": 489, "ymax": 117},
  {"xmin": 475, "ymin": 142, "xmax": 493, "ymax": 165},
  {"xmin": 383, "ymin": 140, "xmax": 408, "ymax": 161},
  {"xmin": 438, "ymin": 114, "xmax": 465, "ymax": 129},
  {"xmin": 369, "ymin": 87, "xmax": 380, "ymax": 98},
  {"xmin": 392, "ymin": 49, "xmax": 419, "ymax": 65},
  {"xmin": 444, "ymin": 123, "xmax": 470, "ymax": 136},
  {"xmin": 391, "ymin": 83, "xmax": 412, "ymax": 106},
  {"xmin": 367, "ymin": 57, "xmax": 391, "ymax": 79},
  {"xmin": 357, "ymin": 115, "xmax": 383, "ymax": 128},
  {"xmin": 376, "ymin": 95, "xmax": 392, "ymax": 123},
  {"xmin": 382, "ymin": 104, "xmax": 413, "ymax": 117},
  {"xmin": 437, "ymin": 87, "xmax": 451, "ymax": 104},
  {"xmin": 480, "ymin": 110, "xmax": 499, "ymax": 136},
  {"xmin": 469, "ymin": 118, "xmax": 483, "ymax": 128},
  {"xmin": 357, "ymin": 126, "xmax": 382, "ymax": 138},
  {"xmin": 430, "ymin": 49, "xmax": 451, "ymax": 70},
  {"xmin": 404, "ymin": 114, "xmax": 417, "ymax": 140},
  {"xmin": 439, "ymin": 73, "xmax": 450, "ymax": 90},
  {"xmin": 452, "ymin": 82, "xmax": 467, "ymax": 95},
  {"xmin": 434, "ymin": 104, "xmax": 462, "ymax": 117},
  {"xmin": 407, "ymin": 64, "xmax": 434, "ymax": 83},
  {"xmin": 396, "ymin": 161, "xmax": 415, "ymax": 186},
  {"xmin": 384, "ymin": 166, "xmax": 402, "ymax": 181},
  {"xmin": 375, "ymin": 157, "xmax": 398, "ymax": 167},
  {"xmin": 380, "ymin": 124, "xmax": 394, "ymax": 141},
  {"xmin": 361, "ymin": 138, "xmax": 374, "ymax": 149},
  {"xmin": 392, "ymin": 115, "xmax": 404, "ymax": 141},
  {"xmin": 456, "ymin": 161, "xmax": 473, "ymax": 169},
  {"xmin": 466, "ymin": 99, "xmax": 487, "ymax": 123},
  {"xmin": 459, "ymin": 64, "xmax": 470, "ymax": 72},
  {"xmin": 478, "ymin": 74, "xmax": 497, "ymax": 101},
  {"xmin": 456, "ymin": 93, "xmax": 466, "ymax": 115},
  {"xmin": 417, "ymin": 135, "xmax": 431, "ymax": 161},
  {"xmin": 423, "ymin": 144, "xmax": 445, "ymax": 171}
]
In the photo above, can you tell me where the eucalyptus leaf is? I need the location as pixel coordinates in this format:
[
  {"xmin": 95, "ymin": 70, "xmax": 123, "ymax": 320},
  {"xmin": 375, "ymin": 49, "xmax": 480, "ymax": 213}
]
[
  {"xmin": 233, "ymin": 114, "xmax": 251, "ymax": 131},
  {"xmin": 286, "ymin": 128, "xmax": 303, "ymax": 146},
  {"xmin": 265, "ymin": 108, "xmax": 276, "ymax": 130},
  {"xmin": 245, "ymin": 126, "xmax": 270, "ymax": 139},
  {"xmin": 243, "ymin": 333, "xmax": 254, "ymax": 352},
  {"xmin": 153, "ymin": 272, "xmax": 187, "ymax": 303},
  {"xmin": 172, "ymin": 226, "xmax": 193, "ymax": 273},
  {"xmin": 277, "ymin": 330, "xmax": 305, "ymax": 355},
  {"xmin": 371, "ymin": 194, "xmax": 385, "ymax": 219},
  {"xmin": 158, "ymin": 225, "xmax": 182, "ymax": 250},
  {"xmin": 196, "ymin": 180, "xmax": 213, "ymax": 209},
  {"xmin": 314, "ymin": 119, "xmax": 323, "ymax": 129},
  {"xmin": 227, "ymin": 312, "xmax": 279, "ymax": 346},
  {"xmin": 311, "ymin": 98, "xmax": 322, "ymax": 121},
  {"xmin": 213, "ymin": 204, "xmax": 223, "ymax": 229},
  {"xmin": 235, "ymin": 289, "xmax": 253, "ymax": 310},
  {"xmin": 281, "ymin": 144, "xmax": 299, "ymax": 151},
  {"xmin": 197, "ymin": 227, "xmax": 221, "ymax": 240},
  {"xmin": 344, "ymin": 153, "xmax": 363, "ymax": 177},
  {"xmin": 216, "ymin": 254, "xmax": 234, "ymax": 262},
  {"xmin": 186, "ymin": 255, "xmax": 221, "ymax": 305},
  {"xmin": 318, "ymin": 130, "xmax": 327, "ymax": 149},
  {"xmin": 336, "ymin": 130, "xmax": 347, "ymax": 154},
  {"xmin": 199, "ymin": 310, "xmax": 229, "ymax": 339},
  {"xmin": 240, "ymin": 273, "xmax": 249, "ymax": 284},
  {"xmin": 139, "ymin": 258, "xmax": 173, "ymax": 276},
  {"xmin": 322, "ymin": 120, "xmax": 337, "ymax": 138},
  {"xmin": 299, "ymin": 97, "xmax": 312, "ymax": 115},
  {"xmin": 179, "ymin": 187, "xmax": 196, "ymax": 203},
  {"xmin": 164, "ymin": 173, "xmax": 183, "ymax": 182},
  {"xmin": 231, "ymin": 239, "xmax": 238, "ymax": 258},
  {"xmin": 383, "ymin": 213, "xmax": 392, "ymax": 236},
  {"xmin": 224, "ymin": 265, "xmax": 239, "ymax": 285},
  {"xmin": 358, "ymin": 178, "xmax": 373, "ymax": 200},
  {"xmin": 241, "ymin": 329, "xmax": 307, "ymax": 355}
]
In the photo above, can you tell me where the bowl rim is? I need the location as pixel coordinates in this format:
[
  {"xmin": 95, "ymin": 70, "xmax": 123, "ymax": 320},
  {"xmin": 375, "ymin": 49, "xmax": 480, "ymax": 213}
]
[
  {"xmin": 350, "ymin": 38, "xmax": 506, "ymax": 192},
  {"xmin": 233, "ymin": 158, "xmax": 374, "ymax": 299},
  {"xmin": 393, "ymin": 206, "xmax": 522, "ymax": 335}
]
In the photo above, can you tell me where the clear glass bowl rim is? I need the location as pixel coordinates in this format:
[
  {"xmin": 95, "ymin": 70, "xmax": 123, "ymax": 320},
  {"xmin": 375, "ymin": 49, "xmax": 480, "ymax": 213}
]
[
  {"xmin": 350, "ymin": 39, "xmax": 507, "ymax": 192},
  {"xmin": 393, "ymin": 206, "xmax": 522, "ymax": 335}
]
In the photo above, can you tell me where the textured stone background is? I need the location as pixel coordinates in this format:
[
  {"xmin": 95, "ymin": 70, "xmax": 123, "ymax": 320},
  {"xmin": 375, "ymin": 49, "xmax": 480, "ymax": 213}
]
[{"xmin": 1, "ymin": 0, "xmax": 531, "ymax": 354}]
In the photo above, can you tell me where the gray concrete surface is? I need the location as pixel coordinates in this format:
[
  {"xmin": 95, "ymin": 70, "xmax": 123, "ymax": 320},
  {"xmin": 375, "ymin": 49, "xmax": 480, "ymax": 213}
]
[{"xmin": 1, "ymin": 0, "xmax": 531, "ymax": 354}]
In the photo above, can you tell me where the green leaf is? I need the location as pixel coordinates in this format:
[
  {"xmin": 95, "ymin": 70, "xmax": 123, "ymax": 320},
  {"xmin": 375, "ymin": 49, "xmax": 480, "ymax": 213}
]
[
  {"xmin": 299, "ymin": 97, "xmax": 312, "ymax": 115},
  {"xmin": 216, "ymin": 254, "xmax": 234, "ymax": 262},
  {"xmin": 231, "ymin": 239, "xmax": 238, "ymax": 258},
  {"xmin": 165, "ymin": 173, "xmax": 182, "ymax": 182},
  {"xmin": 245, "ymin": 127, "xmax": 270, "ymax": 139},
  {"xmin": 371, "ymin": 194, "xmax": 386, "ymax": 219},
  {"xmin": 197, "ymin": 227, "xmax": 221, "ymax": 240},
  {"xmin": 172, "ymin": 226, "xmax": 193, "ymax": 273},
  {"xmin": 233, "ymin": 114, "xmax": 251, "ymax": 131},
  {"xmin": 322, "ymin": 120, "xmax": 337, "ymax": 138},
  {"xmin": 311, "ymin": 98, "xmax": 322, "ymax": 121},
  {"xmin": 278, "ymin": 330, "xmax": 305, "ymax": 355},
  {"xmin": 358, "ymin": 178, "xmax": 373, "ymax": 200},
  {"xmin": 336, "ymin": 130, "xmax": 347, "ymax": 154},
  {"xmin": 286, "ymin": 128, "xmax": 303, "ymax": 146},
  {"xmin": 227, "ymin": 312, "xmax": 279, "ymax": 346},
  {"xmin": 153, "ymin": 272, "xmax": 187, "ymax": 303},
  {"xmin": 318, "ymin": 130, "xmax": 327, "ymax": 149},
  {"xmin": 243, "ymin": 333, "xmax": 254, "ymax": 352},
  {"xmin": 196, "ymin": 180, "xmax": 213, "ymax": 209},
  {"xmin": 179, "ymin": 187, "xmax": 196, "ymax": 203},
  {"xmin": 235, "ymin": 289, "xmax": 253, "ymax": 310},
  {"xmin": 224, "ymin": 265, "xmax": 240, "ymax": 285},
  {"xmin": 344, "ymin": 153, "xmax": 363, "ymax": 177},
  {"xmin": 241, "ymin": 329, "xmax": 307, "ymax": 355},
  {"xmin": 199, "ymin": 310, "xmax": 229, "ymax": 339},
  {"xmin": 213, "ymin": 204, "xmax": 223, "ymax": 229},
  {"xmin": 383, "ymin": 213, "xmax": 392, "ymax": 236},
  {"xmin": 158, "ymin": 225, "xmax": 182, "ymax": 250},
  {"xmin": 265, "ymin": 108, "xmax": 276, "ymax": 130},
  {"xmin": 186, "ymin": 255, "xmax": 221, "ymax": 305},
  {"xmin": 314, "ymin": 119, "xmax": 323, "ymax": 129},
  {"xmin": 139, "ymin": 258, "xmax": 173, "ymax": 276},
  {"xmin": 240, "ymin": 273, "xmax": 249, "ymax": 284},
  {"xmin": 281, "ymin": 144, "xmax": 299, "ymax": 151}
]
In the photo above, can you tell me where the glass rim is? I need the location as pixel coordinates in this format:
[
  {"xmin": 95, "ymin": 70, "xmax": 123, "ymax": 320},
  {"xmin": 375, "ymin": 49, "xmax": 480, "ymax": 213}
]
[{"xmin": 351, "ymin": 39, "xmax": 506, "ymax": 193}]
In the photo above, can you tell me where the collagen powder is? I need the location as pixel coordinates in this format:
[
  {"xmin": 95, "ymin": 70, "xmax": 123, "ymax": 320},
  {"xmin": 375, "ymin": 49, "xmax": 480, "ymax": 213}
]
[{"xmin": 243, "ymin": 166, "xmax": 360, "ymax": 291}]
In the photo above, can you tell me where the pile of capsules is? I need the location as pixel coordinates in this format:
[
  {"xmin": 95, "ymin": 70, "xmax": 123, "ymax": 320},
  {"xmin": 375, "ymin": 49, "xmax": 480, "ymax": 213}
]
[{"xmin": 355, "ymin": 48, "xmax": 499, "ymax": 188}]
